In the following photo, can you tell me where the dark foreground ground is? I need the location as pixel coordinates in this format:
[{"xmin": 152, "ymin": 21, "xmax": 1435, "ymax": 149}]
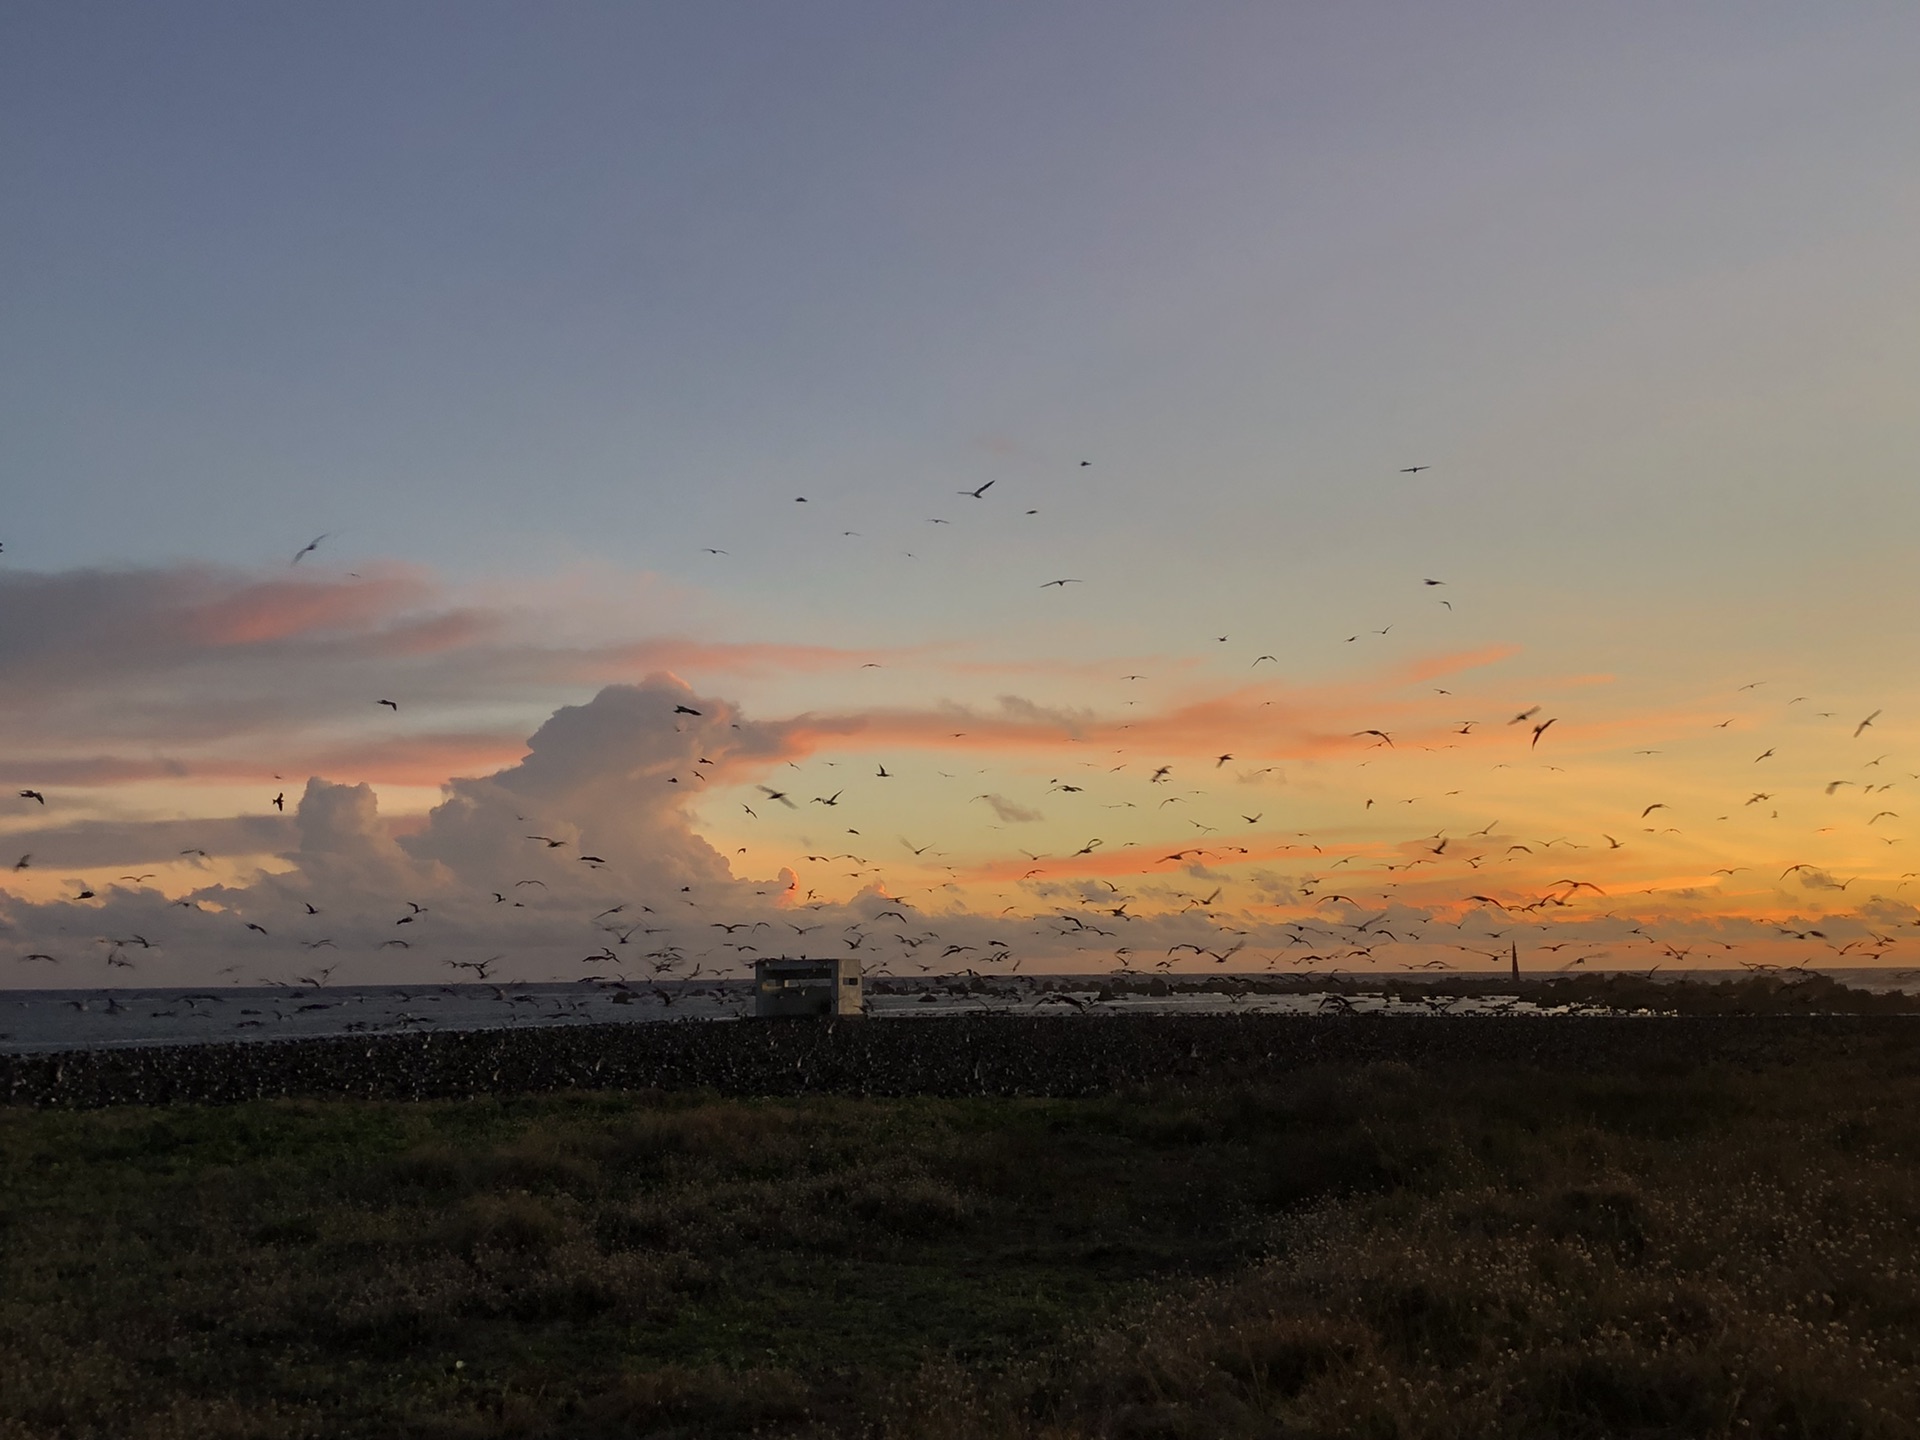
[{"xmin": 3, "ymin": 1011, "xmax": 1918, "ymax": 1438}]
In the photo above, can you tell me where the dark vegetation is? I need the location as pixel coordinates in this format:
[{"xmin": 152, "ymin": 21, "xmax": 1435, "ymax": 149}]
[{"xmin": 3, "ymin": 1016, "xmax": 1919, "ymax": 1437}]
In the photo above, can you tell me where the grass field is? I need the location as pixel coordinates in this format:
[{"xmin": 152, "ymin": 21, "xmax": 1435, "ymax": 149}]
[{"xmin": 4, "ymin": 1025, "xmax": 1919, "ymax": 1437}]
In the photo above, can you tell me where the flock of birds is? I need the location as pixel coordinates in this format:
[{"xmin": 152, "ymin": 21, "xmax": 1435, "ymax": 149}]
[{"xmin": 5, "ymin": 462, "xmax": 1917, "ymax": 1040}]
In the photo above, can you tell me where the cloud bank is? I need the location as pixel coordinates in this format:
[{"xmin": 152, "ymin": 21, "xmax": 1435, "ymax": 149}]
[{"xmin": 5, "ymin": 562, "xmax": 1918, "ymax": 987}]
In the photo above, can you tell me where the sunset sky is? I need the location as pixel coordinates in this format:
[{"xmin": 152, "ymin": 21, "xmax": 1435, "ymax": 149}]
[{"xmin": 6, "ymin": 3, "xmax": 1920, "ymax": 983}]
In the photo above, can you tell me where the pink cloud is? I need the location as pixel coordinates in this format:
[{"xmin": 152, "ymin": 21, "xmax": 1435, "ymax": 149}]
[{"xmin": 180, "ymin": 570, "xmax": 437, "ymax": 647}]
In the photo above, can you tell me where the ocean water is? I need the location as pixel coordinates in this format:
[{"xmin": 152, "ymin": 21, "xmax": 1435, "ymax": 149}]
[{"xmin": 3, "ymin": 969, "xmax": 1913, "ymax": 1054}]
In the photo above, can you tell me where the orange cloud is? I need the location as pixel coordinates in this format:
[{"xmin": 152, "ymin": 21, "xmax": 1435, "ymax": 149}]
[
  {"xmin": 769, "ymin": 680, "xmax": 1458, "ymax": 764},
  {"xmin": 295, "ymin": 732, "xmax": 533, "ymax": 785},
  {"xmin": 181, "ymin": 569, "xmax": 437, "ymax": 647},
  {"xmin": 0, "ymin": 734, "xmax": 530, "ymax": 790},
  {"xmin": 1393, "ymin": 643, "xmax": 1523, "ymax": 686}
]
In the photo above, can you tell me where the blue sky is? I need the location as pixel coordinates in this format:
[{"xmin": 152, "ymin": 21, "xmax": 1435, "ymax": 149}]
[{"xmin": 9, "ymin": 3, "xmax": 1916, "ymax": 597}]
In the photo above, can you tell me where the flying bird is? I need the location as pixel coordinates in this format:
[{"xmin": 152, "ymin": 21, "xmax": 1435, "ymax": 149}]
[
  {"xmin": 1855, "ymin": 709, "xmax": 1883, "ymax": 738},
  {"xmin": 1530, "ymin": 718, "xmax": 1556, "ymax": 749},
  {"xmin": 1640, "ymin": 803, "xmax": 1668, "ymax": 817},
  {"xmin": 674, "ymin": 704, "xmax": 702, "ymax": 716},
  {"xmin": 1508, "ymin": 706, "xmax": 1540, "ymax": 725},
  {"xmin": 18, "ymin": 790, "xmax": 44, "ymax": 805},
  {"xmin": 1040, "ymin": 578, "xmax": 1082, "ymax": 588},
  {"xmin": 291, "ymin": 534, "xmax": 327, "ymax": 564},
  {"xmin": 271, "ymin": 793, "xmax": 284, "ymax": 811},
  {"xmin": 960, "ymin": 480, "xmax": 996, "ymax": 498},
  {"xmin": 1400, "ymin": 466, "xmax": 1431, "ymax": 473},
  {"xmin": 376, "ymin": 699, "xmax": 398, "ymax": 711}
]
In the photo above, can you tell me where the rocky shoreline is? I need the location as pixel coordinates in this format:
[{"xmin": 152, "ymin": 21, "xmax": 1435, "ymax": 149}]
[{"xmin": 5, "ymin": 1010, "xmax": 1914, "ymax": 1109}]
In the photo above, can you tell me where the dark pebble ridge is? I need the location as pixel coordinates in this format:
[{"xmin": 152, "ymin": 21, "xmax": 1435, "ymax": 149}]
[{"xmin": 4, "ymin": 1013, "xmax": 1915, "ymax": 1110}]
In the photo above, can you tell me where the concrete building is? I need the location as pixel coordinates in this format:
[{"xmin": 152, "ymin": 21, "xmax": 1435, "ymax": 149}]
[{"xmin": 753, "ymin": 956, "xmax": 865, "ymax": 1018}]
